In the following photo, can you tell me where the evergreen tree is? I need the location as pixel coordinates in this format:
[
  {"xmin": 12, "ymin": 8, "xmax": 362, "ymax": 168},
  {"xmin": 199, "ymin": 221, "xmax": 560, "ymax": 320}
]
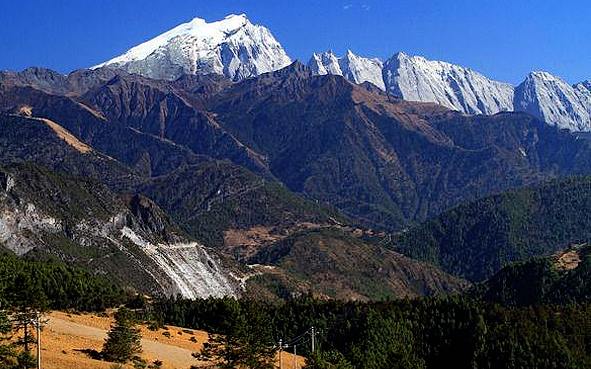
[
  {"xmin": 196, "ymin": 331, "xmax": 243, "ymax": 369},
  {"xmin": 11, "ymin": 273, "xmax": 48, "ymax": 369},
  {"xmin": 0, "ymin": 304, "xmax": 17, "ymax": 368},
  {"xmin": 102, "ymin": 307, "xmax": 142, "ymax": 363},
  {"xmin": 304, "ymin": 350, "xmax": 354, "ymax": 369},
  {"xmin": 195, "ymin": 299, "xmax": 276, "ymax": 368}
]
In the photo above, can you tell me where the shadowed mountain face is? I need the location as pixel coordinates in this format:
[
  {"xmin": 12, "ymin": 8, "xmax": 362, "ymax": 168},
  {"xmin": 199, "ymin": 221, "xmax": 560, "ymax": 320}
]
[
  {"xmin": 4, "ymin": 63, "xmax": 591, "ymax": 231},
  {"xmin": 0, "ymin": 113, "xmax": 144, "ymax": 189},
  {"xmin": 80, "ymin": 74, "xmax": 269, "ymax": 174},
  {"xmin": 4, "ymin": 63, "xmax": 591, "ymax": 300},
  {"xmin": 205, "ymin": 63, "xmax": 591, "ymax": 228}
]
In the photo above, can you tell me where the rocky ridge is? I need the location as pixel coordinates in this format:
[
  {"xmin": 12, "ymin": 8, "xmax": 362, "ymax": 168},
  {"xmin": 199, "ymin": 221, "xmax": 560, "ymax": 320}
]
[{"xmin": 308, "ymin": 50, "xmax": 591, "ymax": 131}]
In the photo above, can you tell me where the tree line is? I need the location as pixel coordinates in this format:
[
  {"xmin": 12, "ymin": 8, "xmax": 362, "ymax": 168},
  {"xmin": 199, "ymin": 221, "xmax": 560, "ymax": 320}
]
[
  {"xmin": 143, "ymin": 295, "xmax": 591, "ymax": 369},
  {"xmin": 0, "ymin": 251, "xmax": 130, "ymax": 312}
]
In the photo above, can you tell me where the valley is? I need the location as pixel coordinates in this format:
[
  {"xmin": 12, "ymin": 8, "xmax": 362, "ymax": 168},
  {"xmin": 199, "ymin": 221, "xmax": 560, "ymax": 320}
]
[{"xmin": 0, "ymin": 9, "xmax": 590, "ymax": 369}]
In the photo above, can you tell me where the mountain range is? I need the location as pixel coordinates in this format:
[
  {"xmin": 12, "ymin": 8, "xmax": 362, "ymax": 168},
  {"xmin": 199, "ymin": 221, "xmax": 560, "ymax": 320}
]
[
  {"xmin": 309, "ymin": 50, "xmax": 591, "ymax": 132},
  {"xmin": 84, "ymin": 14, "xmax": 591, "ymax": 131},
  {"xmin": 2, "ymin": 13, "xmax": 591, "ymax": 301},
  {"xmin": 3, "ymin": 61, "xmax": 591, "ymax": 299}
]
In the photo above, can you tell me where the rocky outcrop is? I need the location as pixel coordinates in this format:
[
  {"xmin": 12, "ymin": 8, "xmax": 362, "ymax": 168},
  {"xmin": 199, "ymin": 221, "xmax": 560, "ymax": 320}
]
[{"xmin": 0, "ymin": 163, "xmax": 239, "ymax": 298}]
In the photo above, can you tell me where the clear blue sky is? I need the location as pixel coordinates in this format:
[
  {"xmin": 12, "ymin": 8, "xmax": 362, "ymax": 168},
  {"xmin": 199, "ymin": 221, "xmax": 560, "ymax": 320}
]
[{"xmin": 1, "ymin": 0, "xmax": 589, "ymax": 85}]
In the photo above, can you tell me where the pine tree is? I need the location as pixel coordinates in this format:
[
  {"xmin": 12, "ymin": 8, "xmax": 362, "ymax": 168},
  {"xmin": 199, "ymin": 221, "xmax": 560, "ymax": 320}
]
[
  {"xmin": 195, "ymin": 299, "xmax": 276, "ymax": 369},
  {"xmin": 11, "ymin": 272, "xmax": 48, "ymax": 369},
  {"xmin": 195, "ymin": 299, "xmax": 245, "ymax": 368},
  {"xmin": 0, "ymin": 304, "xmax": 17, "ymax": 368},
  {"xmin": 102, "ymin": 307, "xmax": 142, "ymax": 363}
]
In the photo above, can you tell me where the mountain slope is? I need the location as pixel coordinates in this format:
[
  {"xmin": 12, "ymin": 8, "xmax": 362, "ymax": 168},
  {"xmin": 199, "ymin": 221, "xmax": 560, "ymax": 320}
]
[
  {"xmin": 0, "ymin": 112, "xmax": 145, "ymax": 189},
  {"xmin": 137, "ymin": 161, "xmax": 348, "ymax": 252},
  {"xmin": 210, "ymin": 62, "xmax": 591, "ymax": 229},
  {"xmin": 0, "ymin": 163, "xmax": 238, "ymax": 298},
  {"xmin": 6, "ymin": 64, "xmax": 591, "ymax": 232},
  {"xmin": 474, "ymin": 245, "xmax": 591, "ymax": 306},
  {"xmin": 392, "ymin": 176, "xmax": 591, "ymax": 281},
  {"xmin": 0, "ymin": 81, "xmax": 264, "ymax": 179},
  {"xmin": 383, "ymin": 52, "xmax": 515, "ymax": 115},
  {"xmin": 93, "ymin": 14, "xmax": 291, "ymax": 81},
  {"xmin": 79, "ymin": 73, "xmax": 268, "ymax": 174},
  {"xmin": 247, "ymin": 228, "xmax": 469, "ymax": 301}
]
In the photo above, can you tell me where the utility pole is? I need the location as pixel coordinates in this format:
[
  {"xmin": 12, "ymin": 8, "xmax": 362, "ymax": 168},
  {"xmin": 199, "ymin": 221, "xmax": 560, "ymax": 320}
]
[
  {"xmin": 36, "ymin": 311, "xmax": 41, "ymax": 369},
  {"xmin": 311, "ymin": 327, "xmax": 315, "ymax": 353},
  {"xmin": 279, "ymin": 339, "xmax": 283, "ymax": 369},
  {"xmin": 31, "ymin": 311, "xmax": 47, "ymax": 369},
  {"xmin": 293, "ymin": 345, "xmax": 297, "ymax": 369}
]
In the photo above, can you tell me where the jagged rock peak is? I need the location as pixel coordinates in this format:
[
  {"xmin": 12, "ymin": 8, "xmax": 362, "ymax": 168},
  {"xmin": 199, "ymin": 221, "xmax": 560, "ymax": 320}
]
[
  {"xmin": 0, "ymin": 67, "xmax": 70, "ymax": 94},
  {"xmin": 514, "ymin": 71, "xmax": 591, "ymax": 131},
  {"xmin": 308, "ymin": 50, "xmax": 342, "ymax": 76},
  {"xmin": 383, "ymin": 52, "xmax": 514, "ymax": 115},
  {"xmin": 92, "ymin": 14, "xmax": 292, "ymax": 82},
  {"xmin": 575, "ymin": 80, "xmax": 591, "ymax": 93},
  {"xmin": 307, "ymin": 50, "xmax": 385, "ymax": 90}
]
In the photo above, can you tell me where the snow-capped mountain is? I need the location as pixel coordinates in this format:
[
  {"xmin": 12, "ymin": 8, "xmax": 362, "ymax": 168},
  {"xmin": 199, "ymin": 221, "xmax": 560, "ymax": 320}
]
[
  {"xmin": 383, "ymin": 52, "xmax": 515, "ymax": 115},
  {"xmin": 308, "ymin": 51, "xmax": 342, "ymax": 75},
  {"xmin": 90, "ymin": 11, "xmax": 591, "ymax": 131},
  {"xmin": 93, "ymin": 14, "xmax": 291, "ymax": 81},
  {"xmin": 308, "ymin": 50, "xmax": 385, "ymax": 90},
  {"xmin": 514, "ymin": 72, "xmax": 591, "ymax": 131},
  {"xmin": 575, "ymin": 80, "xmax": 591, "ymax": 94}
]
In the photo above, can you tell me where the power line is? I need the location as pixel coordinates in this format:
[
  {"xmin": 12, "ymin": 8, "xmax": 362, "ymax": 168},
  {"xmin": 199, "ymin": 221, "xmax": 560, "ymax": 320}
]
[
  {"xmin": 284, "ymin": 327, "xmax": 311, "ymax": 345},
  {"xmin": 286, "ymin": 332, "xmax": 311, "ymax": 346}
]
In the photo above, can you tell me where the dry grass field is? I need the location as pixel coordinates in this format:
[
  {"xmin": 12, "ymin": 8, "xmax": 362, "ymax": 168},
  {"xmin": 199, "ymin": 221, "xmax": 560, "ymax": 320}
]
[{"xmin": 34, "ymin": 310, "xmax": 306, "ymax": 369}]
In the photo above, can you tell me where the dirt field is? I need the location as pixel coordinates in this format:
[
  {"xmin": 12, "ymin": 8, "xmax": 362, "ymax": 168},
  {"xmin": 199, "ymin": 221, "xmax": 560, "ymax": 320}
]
[{"xmin": 38, "ymin": 310, "xmax": 305, "ymax": 369}]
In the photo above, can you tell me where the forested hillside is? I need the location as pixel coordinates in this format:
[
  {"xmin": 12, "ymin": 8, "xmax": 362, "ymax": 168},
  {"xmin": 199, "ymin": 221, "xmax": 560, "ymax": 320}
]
[
  {"xmin": 0, "ymin": 250, "xmax": 128, "ymax": 311},
  {"xmin": 150, "ymin": 296, "xmax": 591, "ymax": 369},
  {"xmin": 473, "ymin": 245, "xmax": 591, "ymax": 306},
  {"xmin": 392, "ymin": 176, "xmax": 591, "ymax": 280}
]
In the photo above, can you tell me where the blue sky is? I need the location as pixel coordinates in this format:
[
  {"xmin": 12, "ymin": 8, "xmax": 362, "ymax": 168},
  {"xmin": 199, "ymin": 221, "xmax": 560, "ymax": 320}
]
[{"xmin": 0, "ymin": 0, "xmax": 589, "ymax": 85}]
